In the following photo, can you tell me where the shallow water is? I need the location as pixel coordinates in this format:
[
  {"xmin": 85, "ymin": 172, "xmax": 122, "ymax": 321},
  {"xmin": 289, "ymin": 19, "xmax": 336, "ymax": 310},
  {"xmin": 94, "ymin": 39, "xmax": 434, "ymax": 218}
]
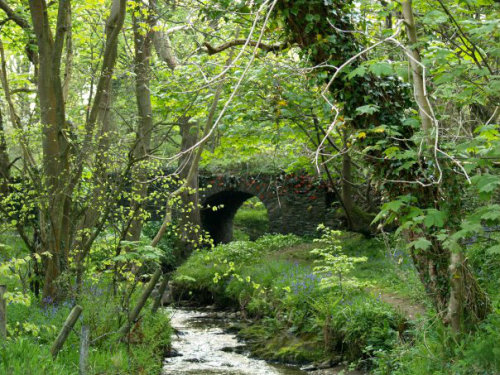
[{"xmin": 162, "ymin": 308, "xmax": 304, "ymax": 375}]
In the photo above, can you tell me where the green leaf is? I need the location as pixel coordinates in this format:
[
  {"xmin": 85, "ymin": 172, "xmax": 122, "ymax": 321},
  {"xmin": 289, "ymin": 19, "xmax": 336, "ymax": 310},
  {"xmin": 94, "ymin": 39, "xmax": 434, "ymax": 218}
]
[
  {"xmin": 424, "ymin": 209, "xmax": 446, "ymax": 228},
  {"xmin": 369, "ymin": 62, "xmax": 393, "ymax": 76},
  {"xmin": 347, "ymin": 65, "xmax": 367, "ymax": 79},
  {"xmin": 355, "ymin": 104, "xmax": 380, "ymax": 116},
  {"xmin": 410, "ymin": 238, "xmax": 432, "ymax": 251},
  {"xmin": 480, "ymin": 205, "xmax": 500, "ymax": 221},
  {"xmin": 384, "ymin": 199, "xmax": 404, "ymax": 212},
  {"xmin": 422, "ymin": 10, "xmax": 447, "ymax": 25},
  {"xmin": 471, "ymin": 174, "xmax": 500, "ymax": 200}
]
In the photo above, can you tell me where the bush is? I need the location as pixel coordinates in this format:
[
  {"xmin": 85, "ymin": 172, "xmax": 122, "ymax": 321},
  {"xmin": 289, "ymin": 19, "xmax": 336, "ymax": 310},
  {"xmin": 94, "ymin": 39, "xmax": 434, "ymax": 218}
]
[{"xmin": 372, "ymin": 307, "xmax": 500, "ymax": 375}]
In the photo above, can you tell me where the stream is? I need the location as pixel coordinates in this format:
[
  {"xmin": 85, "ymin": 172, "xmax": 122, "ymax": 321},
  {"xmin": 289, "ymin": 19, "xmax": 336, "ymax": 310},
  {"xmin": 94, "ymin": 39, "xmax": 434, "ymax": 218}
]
[{"xmin": 162, "ymin": 308, "xmax": 305, "ymax": 375}]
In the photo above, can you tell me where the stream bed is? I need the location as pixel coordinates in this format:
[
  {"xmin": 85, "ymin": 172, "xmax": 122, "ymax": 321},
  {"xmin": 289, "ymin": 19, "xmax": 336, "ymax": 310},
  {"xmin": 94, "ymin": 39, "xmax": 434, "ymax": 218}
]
[{"xmin": 162, "ymin": 308, "xmax": 305, "ymax": 375}]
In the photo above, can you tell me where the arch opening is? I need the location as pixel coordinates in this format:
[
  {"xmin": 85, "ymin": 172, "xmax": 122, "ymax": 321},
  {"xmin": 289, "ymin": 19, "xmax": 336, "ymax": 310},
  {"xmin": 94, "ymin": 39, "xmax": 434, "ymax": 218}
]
[{"xmin": 201, "ymin": 191, "xmax": 269, "ymax": 245}]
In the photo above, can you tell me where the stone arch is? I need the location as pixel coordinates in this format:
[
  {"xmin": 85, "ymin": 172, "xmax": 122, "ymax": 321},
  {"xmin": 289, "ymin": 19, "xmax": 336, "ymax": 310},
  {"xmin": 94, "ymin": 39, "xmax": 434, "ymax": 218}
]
[
  {"xmin": 199, "ymin": 175, "xmax": 281, "ymax": 244},
  {"xmin": 195, "ymin": 173, "xmax": 333, "ymax": 243}
]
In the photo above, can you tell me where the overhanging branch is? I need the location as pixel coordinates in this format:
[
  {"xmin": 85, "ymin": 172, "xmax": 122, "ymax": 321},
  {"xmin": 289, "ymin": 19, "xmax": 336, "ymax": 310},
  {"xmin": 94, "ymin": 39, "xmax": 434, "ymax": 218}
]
[
  {"xmin": 204, "ymin": 38, "xmax": 289, "ymax": 55},
  {"xmin": 0, "ymin": 0, "xmax": 30, "ymax": 29}
]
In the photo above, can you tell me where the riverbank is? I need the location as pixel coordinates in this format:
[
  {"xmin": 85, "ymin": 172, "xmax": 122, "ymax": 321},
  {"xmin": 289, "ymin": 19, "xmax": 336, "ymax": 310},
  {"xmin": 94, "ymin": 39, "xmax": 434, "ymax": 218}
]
[
  {"xmin": 170, "ymin": 232, "xmax": 422, "ymax": 372},
  {"xmin": 163, "ymin": 306, "xmax": 367, "ymax": 375},
  {"xmin": 171, "ymin": 230, "xmax": 500, "ymax": 375}
]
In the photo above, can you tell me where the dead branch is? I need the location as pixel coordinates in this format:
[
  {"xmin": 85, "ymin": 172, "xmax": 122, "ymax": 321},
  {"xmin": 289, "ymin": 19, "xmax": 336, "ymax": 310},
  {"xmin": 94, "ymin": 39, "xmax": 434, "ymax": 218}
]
[{"xmin": 204, "ymin": 39, "xmax": 289, "ymax": 55}]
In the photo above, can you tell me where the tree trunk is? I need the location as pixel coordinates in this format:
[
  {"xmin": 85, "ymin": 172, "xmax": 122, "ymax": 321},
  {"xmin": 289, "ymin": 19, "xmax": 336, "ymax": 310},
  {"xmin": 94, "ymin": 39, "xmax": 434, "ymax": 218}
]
[
  {"xmin": 401, "ymin": 0, "xmax": 490, "ymax": 328},
  {"xmin": 0, "ymin": 108, "xmax": 9, "ymax": 197},
  {"xmin": 176, "ymin": 116, "xmax": 202, "ymax": 257},
  {"xmin": 401, "ymin": 0, "xmax": 433, "ymax": 136},
  {"xmin": 127, "ymin": 1, "xmax": 156, "ymax": 242},
  {"xmin": 73, "ymin": 0, "xmax": 125, "ymax": 295},
  {"xmin": 28, "ymin": 0, "xmax": 127, "ymax": 300},
  {"xmin": 29, "ymin": 0, "xmax": 72, "ymax": 300}
]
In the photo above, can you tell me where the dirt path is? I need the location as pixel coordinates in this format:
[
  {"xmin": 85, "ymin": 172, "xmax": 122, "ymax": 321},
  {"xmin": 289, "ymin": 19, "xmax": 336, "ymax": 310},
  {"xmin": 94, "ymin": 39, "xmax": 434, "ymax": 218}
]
[
  {"xmin": 368, "ymin": 289, "xmax": 427, "ymax": 320},
  {"xmin": 271, "ymin": 242, "xmax": 429, "ymax": 321}
]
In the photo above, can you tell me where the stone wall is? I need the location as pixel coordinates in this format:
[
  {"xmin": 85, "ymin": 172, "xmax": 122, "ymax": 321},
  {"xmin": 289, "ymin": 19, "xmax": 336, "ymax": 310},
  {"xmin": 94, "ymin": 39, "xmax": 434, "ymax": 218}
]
[{"xmin": 199, "ymin": 173, "xmax": 332, "ymax": 243}]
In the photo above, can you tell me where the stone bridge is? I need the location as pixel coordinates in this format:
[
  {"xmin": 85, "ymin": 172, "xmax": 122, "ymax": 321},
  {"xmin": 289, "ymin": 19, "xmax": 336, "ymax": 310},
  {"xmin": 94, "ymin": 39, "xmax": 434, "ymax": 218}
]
[{"xmin": 198, "ymin": 173, "xmax": 334, "ymax": 244}]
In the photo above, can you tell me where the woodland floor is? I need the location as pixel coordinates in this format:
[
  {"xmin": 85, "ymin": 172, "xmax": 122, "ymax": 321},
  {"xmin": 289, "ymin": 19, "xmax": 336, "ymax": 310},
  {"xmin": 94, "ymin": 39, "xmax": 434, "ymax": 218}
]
[{"xmin": 269, "ymin": 238, "xmax": 429, "ymax": 321}]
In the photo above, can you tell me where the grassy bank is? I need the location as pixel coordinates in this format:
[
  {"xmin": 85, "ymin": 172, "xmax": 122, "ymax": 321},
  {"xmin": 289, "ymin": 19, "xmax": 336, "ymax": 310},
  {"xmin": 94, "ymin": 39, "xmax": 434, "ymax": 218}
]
[
  {"xmin": 0, "ymin": 232, "xmax": 172, "ymax": 375},
  {"xmin": 172, "ymin": 232, "xmax": 410, "ymax": 368},
  {"xmin": 172, "ymin": 231, "xmax": 500, "ymax": 374}
]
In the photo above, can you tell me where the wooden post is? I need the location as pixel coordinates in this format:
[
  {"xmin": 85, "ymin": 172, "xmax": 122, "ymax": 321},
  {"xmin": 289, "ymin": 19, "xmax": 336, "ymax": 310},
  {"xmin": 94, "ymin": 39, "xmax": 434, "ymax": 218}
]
[
  {"xmin": 51, "ymin": 305, "xmax": 83, "ymax": 358},
  {"xmin": 79, "ymin": 325, "xmax": 89, "ymax": 375},
  {"xmin": 0, "ymin": 285, "xmax": 6, "ymax": 338},
  {"xmin": 118, "ymin": 268, "xmax": 161, "ymax": 338},
  {"xmin": 151, "ymin": 273, "xmax": 169, "ymax": 314}
]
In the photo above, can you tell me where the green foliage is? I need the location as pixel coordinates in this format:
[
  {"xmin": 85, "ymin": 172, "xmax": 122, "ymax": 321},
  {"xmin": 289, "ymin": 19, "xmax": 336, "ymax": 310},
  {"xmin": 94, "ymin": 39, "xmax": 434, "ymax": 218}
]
[
  {"xmin": 233, "ymin": 198, "xmax": 269, "ymax": 241},
  {"xmin": 0, "ymin": 226, "xmax": 172, "ymax": 374},
  {"xmin": 0, "ymin": 275, "xmax": 172, "ymax": 375},
  {"xmin": 311, "ymin": 225, "xmax": 367, "ymax": 292},
  {"xmin": 372, "ymin": 310, "xmax": 500, "ymax": 375},
  {"xmin": 142, "ymin": 220, "xmax": 177, "ymax": 268},
  {"xmin": 174, "ymin": 234, "xmax": 405, "ymax": 365}
]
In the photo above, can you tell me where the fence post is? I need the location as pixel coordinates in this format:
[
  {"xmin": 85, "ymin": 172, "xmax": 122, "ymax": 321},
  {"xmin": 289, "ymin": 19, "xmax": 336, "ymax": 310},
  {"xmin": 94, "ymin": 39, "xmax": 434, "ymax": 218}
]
[
  {"xmin": 51, "ymin": 305, "xmax": 83, "ymax": 358},
  {"xmin": 0, "ymin": 285, "xmax": 6, "ymax": 338},
  {"xmin": 79, "ymin": 325, "xmax": 89, "ymax": 375}
]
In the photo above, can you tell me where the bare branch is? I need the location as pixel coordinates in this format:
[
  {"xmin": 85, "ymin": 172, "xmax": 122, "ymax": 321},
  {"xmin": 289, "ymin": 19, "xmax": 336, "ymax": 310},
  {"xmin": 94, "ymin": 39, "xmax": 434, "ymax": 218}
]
[{"xmin": 204, "ymin": 38, "xmax": 288, "ymax": 55}]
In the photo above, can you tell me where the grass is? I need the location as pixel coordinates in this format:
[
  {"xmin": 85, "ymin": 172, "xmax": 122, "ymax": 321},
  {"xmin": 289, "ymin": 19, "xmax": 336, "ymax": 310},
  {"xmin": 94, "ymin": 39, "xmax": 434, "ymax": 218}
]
[
  {"xmin": 233, "ymin": 197, "xmax": 270, "ymax": 241},
  {"xmin": 0, "ymin": 286, "xmax": 172, "ymax": 375},
  {"xmin": 172, "ymin": 233, "xmax": 410, "ymax": 367},
  {"xmin": 0, "ymin": 231, "xmax": 172, "ymax": 375}
]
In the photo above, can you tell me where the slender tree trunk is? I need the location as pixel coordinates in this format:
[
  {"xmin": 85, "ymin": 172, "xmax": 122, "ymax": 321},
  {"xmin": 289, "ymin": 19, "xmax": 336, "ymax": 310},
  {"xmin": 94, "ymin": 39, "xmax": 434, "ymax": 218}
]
[
  {"xmin": 0, "ymin": 107, "xmax": 9, "ymax": 197},
  {"xmin": 127, "ymin": 2, "xmax": 156, "ymax": 242},
  {"xmin": 62, "ymin": 2, "xmax": 73, "ymax": 104},
  {"xmin": 401, "ymin": 0, "xmax": 433, "ymax": 136},
  {"xmin": 341, "ymin": 133, "xmax": 355, "ymax": 231},
  {"xmin": 177, "ymin": 116, "xmax": 201, "ymax": 253},
  {"xmin": 73, "ymin": 1, "xmax": 125, "ymax": 295}
]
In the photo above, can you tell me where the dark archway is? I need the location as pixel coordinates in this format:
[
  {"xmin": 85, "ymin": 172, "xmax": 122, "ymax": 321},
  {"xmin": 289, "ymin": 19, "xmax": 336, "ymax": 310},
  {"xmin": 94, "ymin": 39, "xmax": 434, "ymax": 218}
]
[{"xmin": 201, "ymin": 191, "xmax": 269, "ymax": 244}]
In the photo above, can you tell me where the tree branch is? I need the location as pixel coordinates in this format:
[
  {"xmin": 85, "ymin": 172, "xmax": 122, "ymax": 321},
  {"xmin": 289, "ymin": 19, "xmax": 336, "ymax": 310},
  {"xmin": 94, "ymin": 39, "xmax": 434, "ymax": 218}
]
[
  {"xmin": 153, "ymin": 31, "xmax": 178, "ymax": 70},
  {"xmin": 204, "ymin": 39, "xmax": 289, "ymax": 55},
  {"xmin": 0, "ymin": 0, "xmax": 30, "ymax": 29}
]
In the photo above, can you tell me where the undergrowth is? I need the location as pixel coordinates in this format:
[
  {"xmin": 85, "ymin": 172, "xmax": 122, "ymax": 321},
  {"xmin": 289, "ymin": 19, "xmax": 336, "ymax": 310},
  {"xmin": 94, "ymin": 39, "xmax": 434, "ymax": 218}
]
[
  {"xmin": 173, "ymin": 232, "xmax": 406, "ymax": 367},
  {"xmin": 0, "ymin": 231, "xmax": 172, "ymax": 375},
  {"xmin": 173, "ymin": 230, "xmax": 500, "ymax": 373}
]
